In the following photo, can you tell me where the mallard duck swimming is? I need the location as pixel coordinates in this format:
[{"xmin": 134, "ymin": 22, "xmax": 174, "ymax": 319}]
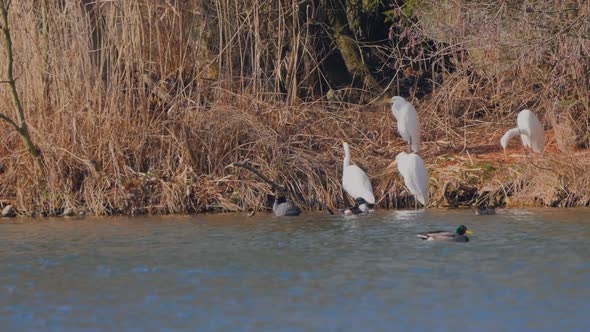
[
  {"xmin": 417, "ymin": 225, "xmax": 473, "ymax": 242},
  {"xmin": 273, "ymin": 196, "xmax": 301, "ymax": 216}
]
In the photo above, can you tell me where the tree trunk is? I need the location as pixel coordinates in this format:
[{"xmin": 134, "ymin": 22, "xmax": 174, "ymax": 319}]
[
  {"xmin": 41, "ymin": 0, "xmax": 51, "ymax": 109},
  {"xmin": 325, "ymin": 0, "xmax": 380, "ymax": 91},
  {"xmin": 80, "ymin": 0, "xmax": 108, "ymax": 83}
]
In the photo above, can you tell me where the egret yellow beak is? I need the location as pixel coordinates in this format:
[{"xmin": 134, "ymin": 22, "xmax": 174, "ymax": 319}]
[
  {"xmin": 380, "ymin": 96, "xmax": 391, "ymax": 105},
  {"xmin": 466, "ymin": 230, "xmax": 473, "ymax": 235},
  {"xmin": 384, "ymin": 160, "xmax": 399, "ymax": 173}
]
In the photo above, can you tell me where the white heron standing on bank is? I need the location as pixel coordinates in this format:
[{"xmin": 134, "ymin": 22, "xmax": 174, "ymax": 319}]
[
  {"xmin": 342, "ymin": 142, "xmax": 375, "ymax": 212},
  {"xmin": 500, "ymin": 109, "xmax": 544, "ymax": 154},
  {"xmin": 390, "ymin": 96, "xmax": 420, "ymax": 152},
  {"xmin": 395, "ymin": 152, "xmax": 429, "ymax": 207}
]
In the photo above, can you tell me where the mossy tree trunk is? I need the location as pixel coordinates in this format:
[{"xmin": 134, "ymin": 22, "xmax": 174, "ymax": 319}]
[
  {"xmin": 324, "ymin": 0, "xmax": 380, "ymax": 91},
  {"xmin": 0, "ymin": 0, "xmax": 44, "ymax": 170}
]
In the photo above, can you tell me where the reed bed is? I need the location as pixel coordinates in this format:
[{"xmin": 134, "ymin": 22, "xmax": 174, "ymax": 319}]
[{"xmin": 0, "ymin": 0, "xmax": 588, "ymax": 215}]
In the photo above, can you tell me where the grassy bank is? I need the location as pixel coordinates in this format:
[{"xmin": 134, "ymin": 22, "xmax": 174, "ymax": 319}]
[{"xmin": 0, "ymin": 1, "xmax": 589, "ymax": 216}]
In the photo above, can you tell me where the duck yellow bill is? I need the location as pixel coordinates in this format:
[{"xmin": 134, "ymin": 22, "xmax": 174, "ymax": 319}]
[{"xmin": 466, "ymin": 230, "xmax": 473, "ymax": 235}]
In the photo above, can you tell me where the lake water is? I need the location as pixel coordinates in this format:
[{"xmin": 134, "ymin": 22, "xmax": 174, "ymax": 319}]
[{"xmin": 1, "ymin": 209, "xmax": 589, "ymax": 331}]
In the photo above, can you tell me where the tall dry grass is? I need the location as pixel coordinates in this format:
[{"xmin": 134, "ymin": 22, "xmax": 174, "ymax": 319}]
[{"xmin": 0, "ymin": 0, "xmax": 588, "ymax": 215}]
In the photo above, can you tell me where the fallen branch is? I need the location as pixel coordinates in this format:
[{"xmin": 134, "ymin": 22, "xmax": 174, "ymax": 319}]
[
  {"xmin": 228, "ymin": 161, "xmax": 335, "ymax": 215},
  {"xmin": 228, "ymin": 161, "xmax": 287, "ymax": 193}
]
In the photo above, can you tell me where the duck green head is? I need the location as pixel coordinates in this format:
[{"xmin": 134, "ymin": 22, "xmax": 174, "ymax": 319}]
[{"xmin": 456, "ymin": 225, "xmax": 473, "ymax": 235}]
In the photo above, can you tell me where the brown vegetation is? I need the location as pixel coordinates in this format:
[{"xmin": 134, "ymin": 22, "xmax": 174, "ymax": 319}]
[{"xmin": 0, "ymin": 1, "xmax": 589, "ymax": 216}]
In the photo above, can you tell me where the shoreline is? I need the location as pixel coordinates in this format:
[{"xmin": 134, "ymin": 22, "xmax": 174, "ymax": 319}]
[{"xmin": 1, "ymin": 205, "xmax": 589, "ymax": 220}]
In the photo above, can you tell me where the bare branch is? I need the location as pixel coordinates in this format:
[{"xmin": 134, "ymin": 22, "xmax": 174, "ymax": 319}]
[
  {"xmin": 0, "ymin": 112, "xmax": 18, "ymax": 129},
  {"xmin": 0, "ymin": 0, "xmax": 43, "ymax": 168}
]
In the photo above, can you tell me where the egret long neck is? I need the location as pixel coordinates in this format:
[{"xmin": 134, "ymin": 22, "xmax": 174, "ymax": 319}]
[
  {"xmin": 343, "ymin": 144, "xmax": 351, "ymax": 167},
  {"xmin": 500, "ymin": 127, "xmax": 520, "ymax": 149}
]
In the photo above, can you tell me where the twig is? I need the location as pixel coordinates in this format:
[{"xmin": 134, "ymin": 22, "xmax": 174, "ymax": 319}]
[
  {"xmin": 465, "ymin": 149, "xmax": 474, "ymax": 165},
  {"xmin": 312, "ymin": 199, "xmax": 335, "ymax": 215}
]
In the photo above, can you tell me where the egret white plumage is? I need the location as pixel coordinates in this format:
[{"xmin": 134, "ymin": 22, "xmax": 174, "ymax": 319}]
[
  {"xmin": 500, "ymin": 109, "xmax": 544, "ymax": 154},
  {"xmin": 390, "ymin": 96, "xmax": 420, "ymax": 152},
  {"xmin": 342, "ymin": 142, "xmax": 375, "ymax": 206},
  {"xmin": 395, "ymin": 152, "xmax": 429, "ymax": 207}
]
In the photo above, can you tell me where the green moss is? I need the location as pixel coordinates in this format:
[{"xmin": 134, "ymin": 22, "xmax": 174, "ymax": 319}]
[
  {"xmin": 478, "ymin": 162, "xmax": 496, "ymax": 181},
  {"xmin": 481, "ymin": 162, "xmax": 495, "ymax": 173},
  {"xmin": 383, "ymin": 0, "xmax": 418, "ymax": 25},
  {"xmin": 362, "ymin": 0, "xmax": 383, "ymax": 12},
  {"xmin": 467, "ymin": 175, "xmax": 479, "ymax": 185}
]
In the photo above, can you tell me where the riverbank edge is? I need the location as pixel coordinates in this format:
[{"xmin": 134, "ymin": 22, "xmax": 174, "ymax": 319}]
[{"xmin": 1, "ymin": 151, "xmax": 589, "ymax": 218}]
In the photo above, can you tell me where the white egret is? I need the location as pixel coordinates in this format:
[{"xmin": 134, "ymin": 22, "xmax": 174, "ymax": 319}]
[
  {"xmin": 395, "ymin": 152, "xmax": 429, "ymax": 207},
  {"xmin": 500, "ymin": 109, "xmax": 544, "ymax": 154},
  {"xmin": 390, "ymin": 96, "xmax": 420, "ymax": 152},
  {"xmin": 342, "ymin": 142, "xmax": 375, "ymax": 206},
  {"xmin": 272, "ymin": 196, "xmax": 301, "ymax": 216},
  {"xmin": 417, "ymin": 225, "xmax": 473, "ymax": 242}
]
